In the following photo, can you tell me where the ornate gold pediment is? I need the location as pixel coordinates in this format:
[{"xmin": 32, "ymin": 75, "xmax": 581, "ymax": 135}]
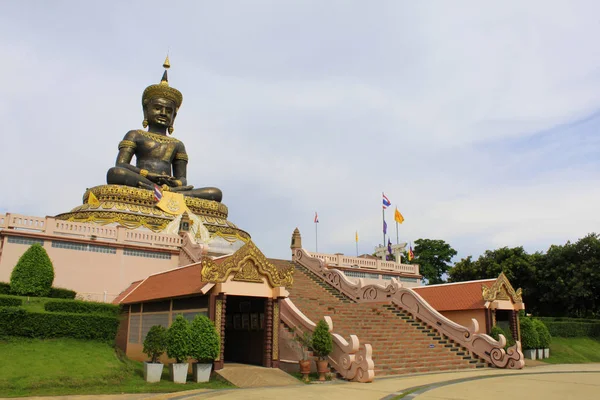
[
  {"xmin": 482, "ymin": 272, "xmax": 523, "ymax": 303},
  {"xmin": 232, "ymin": 260, "xmax": 264, "ymax": 283},
  {"xmin": 201, "ymin": 240, "xmax": 294, "ymax": 287}
]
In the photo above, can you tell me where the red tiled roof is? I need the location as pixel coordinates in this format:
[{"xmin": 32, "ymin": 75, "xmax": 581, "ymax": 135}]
[
  {"xmin": 119, "ymin": 264, "xmax": 211, "ymax": 304},
  {"xmin": 412, "ymin": 279, "xmax": 496, "ymax": 311},
  {"xmin": 112, "ymin": 280, "xmax": 143, "ymax": 304}
]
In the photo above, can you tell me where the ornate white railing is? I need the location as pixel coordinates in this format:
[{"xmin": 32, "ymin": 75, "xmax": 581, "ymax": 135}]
[
  {"xmin": 294, "ymin": 248, "xmax": 525, "ymax": 370},
  {"xmin": 0, "ymin": 213, "xmax": 182, "ymax": 249},
  {"xmin": 307, "ymin": 251, "xmax": 419, "ymax": 275}
]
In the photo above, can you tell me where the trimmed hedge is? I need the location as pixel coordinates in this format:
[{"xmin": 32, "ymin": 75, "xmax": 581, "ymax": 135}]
[
  {"xmin": 49, "ymin": 287, "xmax": 77, "ymax": 299},
  {"xmin": 0, "ymin": 297, "xmax": 22, "ymax": 307},
  {"xmin": 0, "ymin": 282, "xmax": 10, "ymax": 295},
  {"xmin": 0, "ymin": 307, "xmax": 119, "ymax": 341},
  {"xmin": 0, "ymin": 282, "xmax": 76, "ymax": 299},
  {"xmin": 542, "ymin": 321, "xmax": 600, "ymax": 338},
  {"xmin": 45, "ymin": 299, "xmax": 119, "ymax": 316}
]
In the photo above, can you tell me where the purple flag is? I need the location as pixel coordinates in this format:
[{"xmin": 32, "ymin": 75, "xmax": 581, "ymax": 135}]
[{"xmin": 387, "ymin": 238, "xmax": 393, "ymax": 255}]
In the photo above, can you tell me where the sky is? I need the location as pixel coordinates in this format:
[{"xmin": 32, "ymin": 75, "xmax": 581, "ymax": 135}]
[{"xmin": 1, "ymin": 1, "xmax": 600, "ymax": 263}]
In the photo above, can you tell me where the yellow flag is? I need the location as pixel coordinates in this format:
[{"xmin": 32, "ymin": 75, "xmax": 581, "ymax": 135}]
[
  {"xmin": 394, "ymin": 207, "xmax": 404, "ymax": 224},
  {"xmin": 355, "ymin": 231, "xmax": 359, "ymax": 242},
  {"xmin": 156, "ymin": 191, "xmax": 188, "ymax": 216},
  {"xmin": 88, "ymin": 192, "xmax": 100, "ymax": 207}
]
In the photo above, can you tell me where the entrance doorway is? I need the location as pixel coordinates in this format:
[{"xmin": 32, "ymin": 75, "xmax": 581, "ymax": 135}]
[{"xmin": 224, "ymin": 296, "xmax": 266, "ymax": 365}]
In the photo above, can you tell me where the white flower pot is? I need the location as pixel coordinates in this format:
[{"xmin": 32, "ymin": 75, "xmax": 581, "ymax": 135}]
[
  {"xmin": 143, "ymin": 362, "xmax": 164, "ymax": 383},
  {"xmin": 169, "ymin": 363, "xmax": 189, "ymax": 384},
  {"xmin": 193, "ymin": 363, "xmax": 213, "ymax": 383},
  {"xmin": 537, "ymin": 348, "xmax": 544, "ymax": 359},
  {"xmin": 524, "ymin": 349, "xmax": 536, "ymax": 360},
  {"xmin": 544, "ymin": 348, "xmax": 550, "ymax": 358}
]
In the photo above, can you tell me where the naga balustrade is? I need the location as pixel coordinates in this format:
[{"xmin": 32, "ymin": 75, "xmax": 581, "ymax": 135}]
[
  {"xmin": 293, "ymin": 248, "xmax": 525, "ymax": 370},
  {"xmin": 280, "ymin": 298, "xmax": 374, "ymax": 382}
]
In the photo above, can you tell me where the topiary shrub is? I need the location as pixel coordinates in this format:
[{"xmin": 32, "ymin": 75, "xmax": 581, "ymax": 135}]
[
  {"xmin": 520, "ymin": 317, "xmax": 540, "ymax": 350},
  {"xmin": 143, "ymin": 325, "xmax": 168, "ymax": 363},
  {"xmin": 533, "ymin": 319, "xmax": 552, "ymax": 348},
  {"xmin": 189, "ymin": 314, "xmax": 220, "ymax": 363},
  {"xmin": 10, "ymin": 244, "xmax": 54, "ymax": 297},
  {"xmin": 166, "ymin": 314, "xmax": 192, "ymax": 363},
  {"xmin": 311, "ymin": 319, "xmax": 333, "ymax": 360}
]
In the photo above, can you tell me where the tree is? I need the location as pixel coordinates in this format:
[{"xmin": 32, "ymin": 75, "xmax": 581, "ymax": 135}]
[
  {"xmin": 166, "ymin": 315, "xmax": 192, "ymax": 363},
  {"xmin": 143, "ymin": 325, "xmax": 168, "ymax": 363},
  {"xmin": 10, "ymin": 244, "xmax": 54, "ymax": 297},
  {"xmin": 189, "ymin": 315, "xmax": 220, "ymax": 363},
  {"xmin": 449, "ymin": 246, "xmax": 536, "ymax": 286},
  {"xmin": 533, "ymin": 233, "xmax": 600, "ymax": 318},
  {"xmin": 311, "ymin": 320, "xmax": 333, "ymax": 360},
  {"xmin": 413, "ymin": 239, "xmax": 457, "ymax": 284}
]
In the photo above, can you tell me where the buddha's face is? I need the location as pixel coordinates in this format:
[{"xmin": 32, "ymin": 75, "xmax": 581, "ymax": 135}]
[{"xmin": 146, "ymin": 97, "xmax": 176, "ymax": 127}]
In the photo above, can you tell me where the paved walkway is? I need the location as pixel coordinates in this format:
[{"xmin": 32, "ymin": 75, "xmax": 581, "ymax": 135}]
[{"xmin": 17, "ymin": 363, "xmax": 600, "ymax": 400}]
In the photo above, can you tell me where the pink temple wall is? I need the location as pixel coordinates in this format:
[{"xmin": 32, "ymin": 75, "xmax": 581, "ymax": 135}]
[
  {"xmin": 440, "ymin": 309, "xmax": 487, "ymax": 334},
  {"xmin": 0, "ymin": 235, "xmax": 178, "ymax": 302}
]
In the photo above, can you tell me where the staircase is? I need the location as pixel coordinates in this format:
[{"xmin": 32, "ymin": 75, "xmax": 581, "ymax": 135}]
[{"xmin": 286, "ymin": 262, "xmax": 487, "ymax": 376}]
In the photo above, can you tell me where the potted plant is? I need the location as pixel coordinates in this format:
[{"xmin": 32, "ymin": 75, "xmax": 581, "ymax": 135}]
[
  {"xmin": 189, "ymin": 314, "xmax": 220, "ymax": 383},
  {"xmin": 311, "ymin": 320, "xmax": 333, "ymax": 381},
  {"xmin": 166, "ymin": 314, "xmax": 192, "ymax": 384},
  {"xmin": 142, "ymin": 325, "xmax": 167, "ymax": 382},
  {"xmin": 533, "ymin": 319, "xmax": 552, "ymax": 359},
  {"xmin": 519, "ymin": 317, "xmax": 539, "ymax": 360},
  {"xmin": 292, "ymin": 328, "xmax": 313, "ymax": 382}
]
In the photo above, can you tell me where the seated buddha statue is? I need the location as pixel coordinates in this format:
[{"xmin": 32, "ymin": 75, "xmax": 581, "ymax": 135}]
[{"xmin": 106, "ymin": 58, "xmax": 222, "ymax": 202}]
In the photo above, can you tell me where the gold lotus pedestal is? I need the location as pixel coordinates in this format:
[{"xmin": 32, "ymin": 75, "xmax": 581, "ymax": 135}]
[{"xmin": 56, "ymin": 185, "xmax": 250, "ymax": 244}]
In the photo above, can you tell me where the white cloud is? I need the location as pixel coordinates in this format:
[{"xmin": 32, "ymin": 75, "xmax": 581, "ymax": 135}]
[{"xmin": 1, "ymin": 1, "xmax": 600, "ymax": 263}]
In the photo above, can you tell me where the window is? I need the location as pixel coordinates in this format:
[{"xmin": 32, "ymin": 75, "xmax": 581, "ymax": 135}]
[
  {"xmin": 7, "ymin": 236, "xmax": 44, "ymax": 246},
  {"xmin": 51, "ymin": 240, "xmax": 116, "ymax": 254},
  {"xmin": 123, "ymin": 248, "xmax": 171, "ymax": 260}
]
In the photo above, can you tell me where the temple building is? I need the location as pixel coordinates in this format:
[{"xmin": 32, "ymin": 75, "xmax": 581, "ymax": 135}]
[{"xmin": 0, "ymin": 59, "xmax": 526, "ymax": 381}]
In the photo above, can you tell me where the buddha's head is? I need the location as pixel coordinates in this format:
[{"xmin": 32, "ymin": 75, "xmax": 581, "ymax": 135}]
[
  {"xmin": 144, "ymin": 96, "xmax": 177, "ymax": 129},
  {"xmin": 142, "ymin": 57, "xmax": 183, "ymax": 133}
]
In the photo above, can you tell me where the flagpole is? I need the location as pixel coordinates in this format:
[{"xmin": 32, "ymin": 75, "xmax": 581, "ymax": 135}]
[
  {"xmin": 355, "ymin": 232, "xmax": 358, "ymax": 257},
  {"xmin": 395, "ymin": 220, "xmax": 399, "ymax": 245},
  {"xmin": 315, "ymin": 221, "xmax": 318, "ymax": 253},
  {"xmin": 382, "ymin": 207, "xmax": 385, "ymax": 248}
]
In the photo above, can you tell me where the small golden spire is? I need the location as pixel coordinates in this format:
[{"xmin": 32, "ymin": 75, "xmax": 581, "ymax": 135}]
[{"xmin": 163, "ymin": 55, "xmax": 170, "ymax": 69}]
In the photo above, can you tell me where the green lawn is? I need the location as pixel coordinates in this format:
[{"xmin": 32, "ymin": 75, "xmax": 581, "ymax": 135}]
[
  {"xmin": 0, "ymin": 337, "xmax": 234, "ymax": 397},
  {"xmin": 543, "ymin": 337, "xmax": 600, "ymax": 364},
  {"xmin": 1, "ymin": 294, "xmax": 52, "ymax": 313}
]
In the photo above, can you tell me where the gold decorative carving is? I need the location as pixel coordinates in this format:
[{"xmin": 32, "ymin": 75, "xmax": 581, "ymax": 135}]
[
  {"xmin": 76, "ymin": 185, "xmax": 228, "ymax": 218},
  {"xmin": 201, "ymin": 241, "xmax": 294, "ymax": 288},
  {"xmin": 119, "ymin": 140, "xmax": 136, "ymax": 150},
  {"xmin": 137, "ymin": 129, "xmax": 181, "ymax": 144},
  {"xmin": 60, "ymin": 211, "xmax": 171, "ymax": 231},
  {"xmin": 482, "ymin": 272, "xmax": 523, "ymax": 303},
  {"xmin": 232, "ymin": 261, "xmax": 263, "ymax": 283},
  {"xmin": 272, "ymin": 302, "xmax": 279, "ymax": 360},
  {"xmin": 215, "ymin": 299, "xmax": 223, "ymax": 361}
]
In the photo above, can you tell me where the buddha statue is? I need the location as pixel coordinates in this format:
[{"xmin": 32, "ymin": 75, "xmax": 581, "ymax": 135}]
[{"xmin": 106, "ymin": 58, "xmax": 222, "ymax": 202}]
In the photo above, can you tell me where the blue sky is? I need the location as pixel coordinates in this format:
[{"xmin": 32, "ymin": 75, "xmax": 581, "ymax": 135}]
[{"xmin": 1, "ymin": 1, "xmax": 600, "ymax": 263}]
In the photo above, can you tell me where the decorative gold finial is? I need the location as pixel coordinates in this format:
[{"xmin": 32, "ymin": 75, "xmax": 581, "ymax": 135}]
[{"xmin": 163, "ymin": 55, "xmax": 170, "ymax": 69}]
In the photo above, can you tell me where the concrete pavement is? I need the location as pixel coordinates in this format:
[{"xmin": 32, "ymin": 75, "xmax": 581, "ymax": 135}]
[{"xmin": 16, "ymin": 363, "xmax": 600, "ymax": 400}]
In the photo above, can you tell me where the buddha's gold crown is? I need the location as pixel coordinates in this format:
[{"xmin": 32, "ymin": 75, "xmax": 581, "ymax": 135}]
[{"xmin": 142, "ymin": 56, "xmax": 183, "ymax": 111}]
